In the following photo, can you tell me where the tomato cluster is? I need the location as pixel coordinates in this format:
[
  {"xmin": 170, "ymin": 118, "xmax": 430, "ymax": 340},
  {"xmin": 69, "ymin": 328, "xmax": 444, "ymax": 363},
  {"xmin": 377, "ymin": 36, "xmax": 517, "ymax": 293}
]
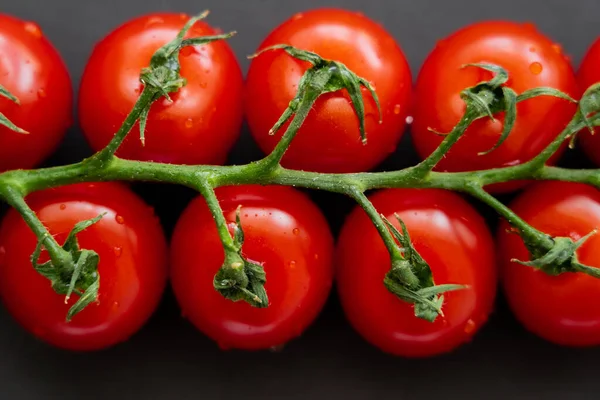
[{"xmin": 1, "ymin": 8, "xmax": 600, "ymax": 356}]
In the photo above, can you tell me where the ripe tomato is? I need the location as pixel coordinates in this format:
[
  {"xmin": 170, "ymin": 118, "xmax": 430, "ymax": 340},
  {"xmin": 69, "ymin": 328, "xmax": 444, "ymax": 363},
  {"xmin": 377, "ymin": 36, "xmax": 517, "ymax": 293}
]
[
  {"xmin": 412, "ymin": 21, "xmax": 577, "ymax": 189},
  {"xmin": 498, "ymin": 182, "xmax": 600, "ymax": 346},
  {"xmin": 0, "ymin": 13, "xmax": 72, "ymax": 172},
  {"xmin": 336, "ymin": 189, "xmax": 497, "ymax": 357},
  {"xmin": 0, "ymin": 183, "xmax": 168, "ymax": 351},
  {"xmin": 170, "ymin": 185, "xmax": 334, "ymax": 350},
  {"xmin": 78, "ymin": 13, "xmax": 243, "ymax": 165},
  {"xmin": 244, "ymin": 8, "xmax": 412, "ymax": 173},
  {"xmin": 576, "ymin": 36, "xmax": 600, "ymax": 166}
]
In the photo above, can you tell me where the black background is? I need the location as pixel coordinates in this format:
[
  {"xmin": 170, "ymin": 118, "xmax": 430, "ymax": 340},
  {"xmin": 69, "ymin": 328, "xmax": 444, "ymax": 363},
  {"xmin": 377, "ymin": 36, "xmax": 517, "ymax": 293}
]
[{"xmin": 1, "ymin": 0, "xmax": 599, "ymax": 399}]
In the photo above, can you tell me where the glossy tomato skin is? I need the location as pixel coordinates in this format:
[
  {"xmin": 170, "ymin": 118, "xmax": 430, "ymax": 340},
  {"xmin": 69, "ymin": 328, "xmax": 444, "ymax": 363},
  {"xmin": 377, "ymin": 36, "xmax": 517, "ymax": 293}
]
[
  {"xmin": 577, "ymin": 37, "xmax": 600, "ymax": 166},
  {"xmin": 245, "ymin": 8, "xmax": 412, "ymax": 173},
  {"xmin": 170, "ymin": 185, "xmax": 334, "ymax": 350},
  {"xmin": 79, "ymin": 13, "xmax": 243, "ymax": 165},
  {"xmin": 498, "ymin": 182, "xmax": 600, "ymax": 346},
  {"xmin": 0, "ymin": 183, "xmax": 168, "ymax": 351},
  {"xmin": 0, "ymin": 14, "xmax": 72, "ymax": 172},
  {"xmin": 336, "ymin": 189, "xmax": 497, "ymax": 357},
  {"xmin": 412, "ymin": 21, "xmax": 577, "ymax": 190}
]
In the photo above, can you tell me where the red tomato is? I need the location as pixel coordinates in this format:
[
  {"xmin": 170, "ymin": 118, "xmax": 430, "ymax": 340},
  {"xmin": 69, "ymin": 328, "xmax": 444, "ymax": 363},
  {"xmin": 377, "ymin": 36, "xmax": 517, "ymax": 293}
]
[
  {"xmin": 0, "ymin": 183, "xmax": 168, "ymax": 351},
  {"xmin": 244, "ymin": 8, "xmax": 412, "ymax": 173},
  {"xmin": 336, "ymin": 189, "xmax": 497, "ymax": 357},
  {"xmin": 0, "ymin": 13, "xmax": 72, "ymax": 172},
  {"xmin": 412, "ymin": 21, "xmax": 577, "ymax": 190},
  {"xmin": 498, "ymin": 182, "xmax": 600, "ymax": 346},
  {"xmin": 170, "ymin": 185, "xmax": 334, "ymax": 350},
  {"xmin": 78, "ymin": 13, "xmax": 243, "ymax": 165},
  {"xmin": 576, "ymin": 36, "xmax": 600, "ymax": 166}
]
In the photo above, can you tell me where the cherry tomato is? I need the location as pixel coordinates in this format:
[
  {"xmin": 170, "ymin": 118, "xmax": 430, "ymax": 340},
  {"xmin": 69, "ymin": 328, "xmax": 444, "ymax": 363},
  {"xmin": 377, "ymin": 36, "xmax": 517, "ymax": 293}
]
[
  {"xmin": 412, "ymin": 21, "xmax": 577, "ymax": 191},
  {"xmin": 0, "ymin": 13, "xmax": 72, "ymax": 172},
  {"xmin": 336, "ymin": 189, "xmax": 497, "ymax": 357},
  {"xmin": 576, "ymin": 36, "xmax": 600, "ymax": 166},
  {"xmin": 170, "ymin": 185, "xmax": 334, "ymax": 350},
  {"xmin": 78, "ymin": 13, "xmax": 243, "ymax": 165},
  {"xmin": 498, "ymin": 182, "xmax": 600, "ymax": 346},
  {"xmin": 245, "ymin": 8, "xmax": 412, "ymax": 173},
  {"xmin": 0, "ymin": 183, "xmax": 168, "ymax": 351}
]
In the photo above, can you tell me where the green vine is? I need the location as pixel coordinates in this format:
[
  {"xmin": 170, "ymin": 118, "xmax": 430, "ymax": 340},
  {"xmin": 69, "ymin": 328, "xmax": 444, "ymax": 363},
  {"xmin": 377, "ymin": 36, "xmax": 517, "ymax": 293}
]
[{"xmin": 1, "ymin": 12, "xmax": 600, "ymax": 322}]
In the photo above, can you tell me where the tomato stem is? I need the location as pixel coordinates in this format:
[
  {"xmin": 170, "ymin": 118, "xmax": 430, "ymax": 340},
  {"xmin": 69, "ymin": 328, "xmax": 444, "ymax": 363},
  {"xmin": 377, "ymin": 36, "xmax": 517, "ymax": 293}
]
[
  {"xmin": 3, "ymin": 15, "xmax": 600, "ymax": 321},
  {"xmin": 0, "ymin": 185, "xmax": 73, "ymax": 270}
]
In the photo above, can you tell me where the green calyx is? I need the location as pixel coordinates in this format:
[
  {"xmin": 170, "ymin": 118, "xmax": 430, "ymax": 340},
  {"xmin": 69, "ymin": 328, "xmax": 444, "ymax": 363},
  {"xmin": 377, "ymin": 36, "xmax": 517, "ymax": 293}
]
[
  {"xmin": 32, "ymin": 214, "xmax": 105, "ymax": 321},
  {"xmin": 137, "ymin": 10, "xmax": 236, "ymax": 145},
  {"xmin": 0, "ymin": 83, "xmax": 28, "ymax": 134},
  {"xmin": 250, "ymin": 44, "xmax": 381, "ymax": 144},
  {"xmin": 514, "ymin": 230, "xmax": 600, "ymax": 278},
  {"xmin": 382, "ymin": 214, "xmax": 465, "ymax": 322},
  {"xmin": 213, "ymin": 206, "xmax": 268, "ymax": 308},
  {"xmin": 437, "ymin": 63, "xmax": 575, "ymax": 155}
]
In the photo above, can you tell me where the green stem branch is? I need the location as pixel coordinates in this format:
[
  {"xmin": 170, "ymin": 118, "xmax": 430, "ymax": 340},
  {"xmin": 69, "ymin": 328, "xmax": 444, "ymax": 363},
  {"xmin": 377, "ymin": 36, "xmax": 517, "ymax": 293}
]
[{"xmin": 0, "ymin": 185, "xmax": 71, "ymax": 268}]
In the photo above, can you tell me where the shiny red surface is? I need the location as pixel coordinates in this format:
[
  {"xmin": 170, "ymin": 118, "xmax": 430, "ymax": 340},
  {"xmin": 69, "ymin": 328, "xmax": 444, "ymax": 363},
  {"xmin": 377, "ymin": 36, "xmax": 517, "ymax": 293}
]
[
  {"xmin": 412, "ymin": 21, "xmax": 578, "ymax": 191},
  {"xmin": 170, "ymin": 185, "xmax": 334, "ymax": 350},
  {"xmin": 0, "ymin": 183, "xmax": 168, "ymax": 351},
  {"xmin": 0, "ymin": 13, "xmax": 72, "ymax": 172},
  {"xmin": 336, "ymin": 189, "xmax": 497, "ymax": 357},
  {"xmin": 498, "ymin": 182, "xmax": 600, "ymax": 346},
  {"xmin": 78, "ymin": 13, "xmax": 243, "ymax": 165},
  {"xmin": 245, "ymin": 8, "xmax": 412, "ymax": 173}
]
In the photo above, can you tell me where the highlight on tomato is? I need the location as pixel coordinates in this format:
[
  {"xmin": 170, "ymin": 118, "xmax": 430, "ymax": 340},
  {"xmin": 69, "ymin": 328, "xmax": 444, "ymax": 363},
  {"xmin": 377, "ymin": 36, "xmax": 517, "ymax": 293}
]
[
  {"xmin": 0, "ymin": 183, "xmax": 168, "ymax": 351},
  {"xmin": 0, "ymin": 13, "xmax": 72, "ymax": 172},
  {"xmin": 78, "ymin": 12, "xmax": 243, "ymax": 165},
  {"xmin": 576, "ymin": 36, "xmax": 600, "ymax": 166},
  {"xmin": 336, "ymin": 189, "xmax": 497, "ymax": 357},
  {"xmin": 498, "ymin": 181, "xmax": 600, "ymax": 347},
  {"xmin": 245, "ymin": 8, "xmax": 413, "ymax": 173},
  {"xmin": 170, "ymin": 185, "xmax": 334, "ymax": 350},
  {"xmin": 411, "ymin": 21, "xmax": 578, "ymax": 191}
]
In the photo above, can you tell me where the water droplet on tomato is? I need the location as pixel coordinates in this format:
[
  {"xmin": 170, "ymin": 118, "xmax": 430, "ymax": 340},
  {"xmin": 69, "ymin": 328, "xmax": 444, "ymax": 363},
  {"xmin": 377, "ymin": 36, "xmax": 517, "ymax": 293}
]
[
  {"xmin": 393, "ymin": 104, "xmax": 401, "ymax": 115},
  {"xmin": 288, "ymin": 260, "xmax": 296, "ymax": 269},
  {"xmin": 179, "ymin": 13, "xmax": 188, "ymax": 21},
  {"xmin": 185, "ymin": 118, "xmax": 193, "ymax": 128},
  {"xmin": 529, "ymin": 62, "xmax": 543, "ymax": 75},
  {"xmin": 24, "ymin": 22, "xmax": 42, "ymax": 38},
  {"xmin": 292, "ymin": 13, "xmax": 304, "ymax": 20},
  {"xmin": 314, "ymin": 253, "xmax": 319, "ymax": 260},
  {"xmin": 115, "ymin": 215, "xmax": 125, "ymax": 224},
  {"xmin": 292, "ymin": 228, "xmax": 299, "ymax": 235},
  {"xmin": 113, "ymin": 246, "xmax": 123, "ymax": 257},
  {"xmin": 0, "ymin": 246, "xmax": 5, "ymax": 264},
  {"xmin": 180, "ymin": 46, "xmax": 194, "ymax": 57},
  {"xmin": 145, "ymin": 16, "xmax": 164, "ymax": 27},
  {"xmin": 59, "ymin": 204, "xmax": 66, "ymax": 210},
  {"xmin": 464, "ymin": 319, "xmax": 476, "ymax": 334},
  {"xmin": 112, "ymin": 301, "xmax": 120, "ymax": 310},
  {"xmin": 552, "ymin": 43, "xmax": 562, "ymax": 54},
  {"xmin": 405, "ymin": 116, "xmax": 414, "ymax": 124},
  {"xmin": 37, "ymin": 88, "xmax": 46, "ymax": 98}
]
